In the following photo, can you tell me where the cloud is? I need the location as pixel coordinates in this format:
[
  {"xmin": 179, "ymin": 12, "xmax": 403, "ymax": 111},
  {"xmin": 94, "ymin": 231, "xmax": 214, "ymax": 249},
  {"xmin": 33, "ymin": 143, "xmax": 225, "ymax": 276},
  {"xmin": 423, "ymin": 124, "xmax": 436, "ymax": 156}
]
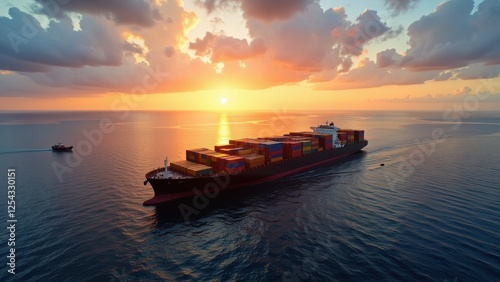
[
  {"xmin": 196, "ymin": 0, "xmax": 314, "ymax": 21},
  {"xmin": 377, "ymin": 0, "xmax": 500, "ymax": 72},
  {"xmin": 335, "ymin": 9, "xmax": 392, "ymax": 56},
  {"xmin": 0, "ymin": 54, "xmax": 48, "ymax": 73},
  {"xmin": 191, "ymin": 3, "xmax": 395, "ymax": 76},
  {"xmin": 0, "ymin": 8, "xmax": 135, "ymax": 72},
  {"xmin": 434, "ymin": 71, "xmax": 453, "ymax": 81},
  {"xmin": 377, "ymin": 48, "xmax": 404, "ymax": 67},
  {"xmin": 0, "ymin": 1, "xmax": 211, "ymax": 97},
  {"xmin": 454, "ymin": 85, "xmax": 472, "ymax": 95},
  {"xmin": 8, "ymin": 0, "xmax": 498, "ymax": 99},
  {"xmin": 164, "ymin": 46, "xmax": 175, "ymax": 58},
  {"xmin": 0, "ymin": 0, "xmax": 402, "ymax": 97},
  {"xmin": 0, "ymin": 72, "xmax": 56, "ymax": 97},
  {"xmin": 316, "ymin": 58, "xmax": 439, "ymax": 90},
  {"xmin": 432, "ymin": 63, "xmax": 500, "ymax": 81},
  {"xmin": 375, "ymin": 85, "xmax": 500, "ymax": 103},
  {"xmin": 240, "ymin": 0, "xmax": 314, "ymax": 21},
  {"xmin": 195, "ymin": 0, "xmax": 236, "ymax": 14},
  {"xmin": 33, "ymin": 0, "xmax": 162, "ymax": 27},
  {"xmin": 385, "ymin": 0, "xmax": 420, "ymax": 16},
  {"xmin": 454, "ymin": 64, "xmax": 500, "ymax": 80},
  {"xmin": 244, "ymin": 4, "xmax": 348, "ymax": 71},
  {"xmin": 189, "ymin": 32, "xmax": 266, "ymax": 62}
]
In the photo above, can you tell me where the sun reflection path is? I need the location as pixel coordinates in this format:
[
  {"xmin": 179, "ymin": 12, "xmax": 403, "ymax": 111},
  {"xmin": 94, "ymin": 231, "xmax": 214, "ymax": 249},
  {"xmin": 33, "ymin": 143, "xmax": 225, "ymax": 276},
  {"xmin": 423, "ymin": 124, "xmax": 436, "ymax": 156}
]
[{"xmin": 217, "ymin": 113, "xmax": 231, "ymax": 145}]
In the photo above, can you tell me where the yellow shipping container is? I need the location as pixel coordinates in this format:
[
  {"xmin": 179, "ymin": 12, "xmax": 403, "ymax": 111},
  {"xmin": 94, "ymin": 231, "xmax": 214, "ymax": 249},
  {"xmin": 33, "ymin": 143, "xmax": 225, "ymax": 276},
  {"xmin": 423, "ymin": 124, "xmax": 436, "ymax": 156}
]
[
  {"xmin": 237, "ymin": 148, "xmax": 253, "ymax": 155},
  {"xmin": 241, "ymin": 154, "xmax": 265, "ymax": 168},
  {"xmin": 270, "ymin": 157, "xmax": 283, "ymax": 163}
]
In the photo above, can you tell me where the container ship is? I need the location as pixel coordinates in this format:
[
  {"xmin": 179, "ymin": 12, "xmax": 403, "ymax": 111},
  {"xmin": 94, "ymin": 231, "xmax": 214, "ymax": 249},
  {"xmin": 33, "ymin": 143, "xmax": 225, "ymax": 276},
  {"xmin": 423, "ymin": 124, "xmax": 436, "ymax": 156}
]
[{"xmin": 143, "ymin": 122, "xmax": 367, "ymax": 205}]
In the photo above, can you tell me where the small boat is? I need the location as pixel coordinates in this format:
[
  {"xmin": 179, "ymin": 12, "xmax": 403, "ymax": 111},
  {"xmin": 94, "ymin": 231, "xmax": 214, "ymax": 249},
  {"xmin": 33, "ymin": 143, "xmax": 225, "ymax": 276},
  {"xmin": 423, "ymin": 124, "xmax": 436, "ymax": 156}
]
[{"xmin": 52, "ymin": 143, "xmax": 73, "ymax": 152}]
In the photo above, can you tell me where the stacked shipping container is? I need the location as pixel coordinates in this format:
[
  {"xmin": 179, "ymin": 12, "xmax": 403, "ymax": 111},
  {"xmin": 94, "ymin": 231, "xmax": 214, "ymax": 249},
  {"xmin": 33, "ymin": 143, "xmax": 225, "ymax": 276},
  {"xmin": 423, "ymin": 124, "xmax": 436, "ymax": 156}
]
[
  {"xmin": 185, "ymin": 148, "xmax": 245, "ymax": 174},
  {"xmin": 354, "ymin": 130, "xmax": 365, "ymax": 143},
  {"xmin": 214, "ymin": 144, "xmax": 235, "ymax": 152},
  {"xmin": 283, "ymin": 141, "xmax": 302, "ymax": 158},
  {"xmin": 288, "ymin": 132, "xmax": 333, "ymax": 152},
  {"xmin": 337, "ymin": 132, "xmax": 347, "ymax": 145},
  {"xmin": 301, "ymin": 140, "xmax": 312, "ymax": 155},
  {"xmin": 170, "ymin": 160, "xmax": 213, "ymax": 177},
  {"xmin": 258, "ymin": 141, "xmax": 283, "ymax": 163},
  {"xmin": 337, "ymin": 129, "xmax": 364, "ymax": 144},
  {"xmin": 240, "ymin": 154, "xmax": 265, "ymax": 168},
  {"xmin": 186, "ymin": 148, "xmax": 210, "ymax": 162},
  {"xmin": 229, "ymin": 139, "xmax": 284, "ymax": 164},
  {"xmin": 176, "ymin": 128, "xmax": 363, "ymax": 177},
  {"xmin": 216, "ymin": 155, "xmax": 246, "ymax": 174}
]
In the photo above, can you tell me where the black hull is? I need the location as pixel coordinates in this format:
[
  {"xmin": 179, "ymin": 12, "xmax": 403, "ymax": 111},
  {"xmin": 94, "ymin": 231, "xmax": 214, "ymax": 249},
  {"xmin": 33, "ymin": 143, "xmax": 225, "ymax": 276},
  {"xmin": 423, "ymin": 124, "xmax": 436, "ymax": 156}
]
[
  {"xmin": 52, "ymin": 146, "xmax": 73, "ymax": 152},
  {"xmin": 144, "ymin": 141, "xmax": 367, "ymax": 205}
]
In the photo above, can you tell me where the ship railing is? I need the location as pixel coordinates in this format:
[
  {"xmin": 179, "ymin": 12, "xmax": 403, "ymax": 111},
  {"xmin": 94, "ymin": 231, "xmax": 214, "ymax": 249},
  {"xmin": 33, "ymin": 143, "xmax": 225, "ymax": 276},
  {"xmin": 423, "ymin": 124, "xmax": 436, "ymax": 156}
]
[{"xmin": 146, "ymin": 167, "xmax": 164, "ymax": 178}]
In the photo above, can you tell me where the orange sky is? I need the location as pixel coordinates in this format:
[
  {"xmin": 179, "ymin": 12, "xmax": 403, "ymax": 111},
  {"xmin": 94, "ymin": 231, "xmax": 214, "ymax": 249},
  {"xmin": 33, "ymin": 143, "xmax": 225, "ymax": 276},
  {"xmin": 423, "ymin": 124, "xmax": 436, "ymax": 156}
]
[
  {"xmin": 0, "ymin": 0, "xmax": 499, "ymax": 111},
  {"xmin": 2, "ymin": 78, "xmax": 499, "ymax": 112}
]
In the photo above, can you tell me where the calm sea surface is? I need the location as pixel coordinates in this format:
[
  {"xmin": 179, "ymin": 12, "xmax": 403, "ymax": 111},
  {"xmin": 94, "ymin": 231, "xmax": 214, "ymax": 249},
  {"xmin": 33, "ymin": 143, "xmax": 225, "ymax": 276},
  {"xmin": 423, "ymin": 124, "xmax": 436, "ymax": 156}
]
[{"xmin": 0, "ymin": 110, "xmax": 499, "ymax": 281}]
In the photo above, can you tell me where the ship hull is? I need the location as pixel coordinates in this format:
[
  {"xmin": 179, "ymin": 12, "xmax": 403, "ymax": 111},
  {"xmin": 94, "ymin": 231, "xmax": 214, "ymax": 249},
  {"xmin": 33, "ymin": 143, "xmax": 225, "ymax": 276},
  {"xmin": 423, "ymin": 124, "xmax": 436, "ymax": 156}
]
[
  {"xmin": 52, "ymin": 146, "xmax": 73, "ymax": 152},
  {"xmin": 143, "ymin": 140, "xmax": 367, "ymax": 205}
]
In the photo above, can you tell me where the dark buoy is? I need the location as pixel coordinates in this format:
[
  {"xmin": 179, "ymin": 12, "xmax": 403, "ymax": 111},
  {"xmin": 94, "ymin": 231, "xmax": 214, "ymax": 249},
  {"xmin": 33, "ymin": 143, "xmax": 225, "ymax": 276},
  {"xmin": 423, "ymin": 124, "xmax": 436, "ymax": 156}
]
[{"xmin": 380, "ymin": 163, "xmax": 385, "ymax": 166}]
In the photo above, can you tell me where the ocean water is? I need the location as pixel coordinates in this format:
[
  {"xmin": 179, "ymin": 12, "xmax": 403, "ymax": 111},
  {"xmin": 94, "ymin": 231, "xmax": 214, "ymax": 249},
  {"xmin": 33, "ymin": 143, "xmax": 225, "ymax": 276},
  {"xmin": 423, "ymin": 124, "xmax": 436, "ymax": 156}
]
[{"xmin": 0, "ymin": 110, "xmax": 499, "ymax": 281}]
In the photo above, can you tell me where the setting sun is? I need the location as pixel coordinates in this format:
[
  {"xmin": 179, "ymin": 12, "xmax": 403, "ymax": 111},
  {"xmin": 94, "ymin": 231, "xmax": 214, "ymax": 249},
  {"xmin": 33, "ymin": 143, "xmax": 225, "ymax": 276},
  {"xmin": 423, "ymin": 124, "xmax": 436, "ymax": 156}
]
[{"xmin": 220, "ymin": 97, "xmax": 228, "ymax": 104}]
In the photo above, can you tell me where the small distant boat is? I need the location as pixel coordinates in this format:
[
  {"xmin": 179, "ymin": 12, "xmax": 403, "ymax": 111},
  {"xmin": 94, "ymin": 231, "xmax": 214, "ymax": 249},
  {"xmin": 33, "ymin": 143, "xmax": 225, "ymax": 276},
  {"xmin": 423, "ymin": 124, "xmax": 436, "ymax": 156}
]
[{"xmin": 52, "ymin": 143, "xmax": 73, "ymax": 152}]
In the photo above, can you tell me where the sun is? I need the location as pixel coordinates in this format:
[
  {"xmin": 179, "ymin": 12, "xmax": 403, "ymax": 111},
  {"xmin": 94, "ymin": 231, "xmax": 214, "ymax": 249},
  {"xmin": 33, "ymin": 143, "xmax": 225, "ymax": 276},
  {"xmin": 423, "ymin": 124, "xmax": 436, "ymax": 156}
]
[{"xmin": 220, "ymin": 97, "xmax": 228, "ymax": 104}]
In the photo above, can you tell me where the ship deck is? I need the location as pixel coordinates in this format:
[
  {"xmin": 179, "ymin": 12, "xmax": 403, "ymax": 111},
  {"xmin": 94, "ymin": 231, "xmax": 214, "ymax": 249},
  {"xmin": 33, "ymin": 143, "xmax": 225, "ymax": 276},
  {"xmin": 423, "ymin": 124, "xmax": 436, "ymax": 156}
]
[{"xmin": 147, "ymin": 168, "xmax": 193, "ymax": 179}]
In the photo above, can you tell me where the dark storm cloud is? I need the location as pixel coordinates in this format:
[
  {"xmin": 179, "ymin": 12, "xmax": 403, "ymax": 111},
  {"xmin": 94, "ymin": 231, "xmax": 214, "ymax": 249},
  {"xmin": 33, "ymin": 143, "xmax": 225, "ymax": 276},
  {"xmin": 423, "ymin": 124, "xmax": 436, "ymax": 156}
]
[
  {"xmin": 0, "ymin": 8, "xmax": 132, "ymax": 72},
  {"xmin": 196, "ymin": 0, "xmax": 314, "ymax": 21},
  {"xmin": 385, "ymin": 0, "xmax": 420, "ymax": 15},
  {"xmin": 34, "ymin": 0, "xmax": 162, "ymax": 27}
]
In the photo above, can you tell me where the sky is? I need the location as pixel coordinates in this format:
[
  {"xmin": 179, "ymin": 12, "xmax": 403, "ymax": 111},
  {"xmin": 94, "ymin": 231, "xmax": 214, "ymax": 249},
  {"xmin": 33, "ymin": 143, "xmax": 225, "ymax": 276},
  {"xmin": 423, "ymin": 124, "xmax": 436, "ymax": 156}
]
[{"xmin": 0, "ymin": 0, "xmax": 499, "ymax": 111}]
